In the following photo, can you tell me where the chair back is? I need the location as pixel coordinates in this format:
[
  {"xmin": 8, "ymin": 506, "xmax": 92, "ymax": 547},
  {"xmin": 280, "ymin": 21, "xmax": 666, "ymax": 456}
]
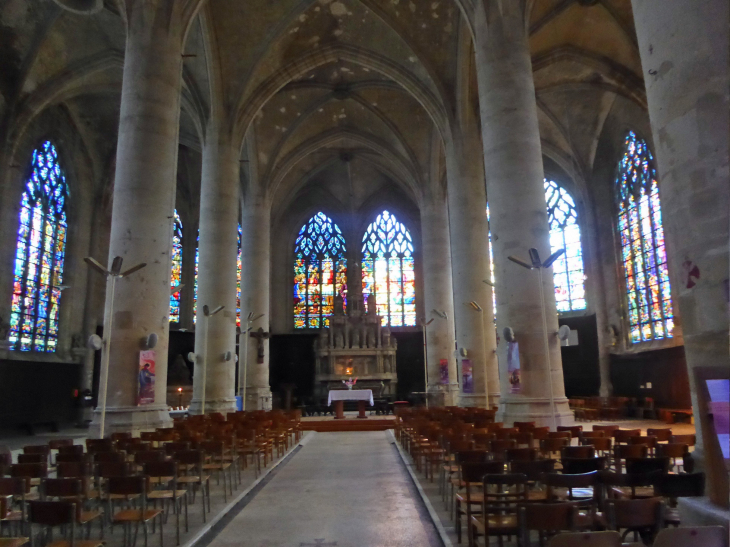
[
  {"xmin": 541, "ymin": 438, "xmax": 569, "ymax": 454},
  {"xmin": 28, "ymin": 500, "xmax": 75, "ymax": 527},
  {"xmin": 460, "ymin": 461, "xmax": 505, "ymax": 484},
  {"xmin": 56, "ymin": 453, "xmax": 88, "ymax": 464},
  {"xmin": 143, "ymin": 461, "xmax": 178, "ymax": 480},
  {"xmin": 18, "ymin": 453, "xmax": 47, "ymax": 464},
  {"xmin": 653, "ymin": 526, "xmax": 728, "ymax": 547},
  {"xmin": 174, "ymin": 450, "xmax": 205, "ymax": 471},
  {"xmin": 670, "ymin": 434, "xmax": 696, "ymax": 447},
  {"xmin": 561, "ymin": 457, "xmax": 606, "ymax": 475},
  {"xmin": 134, "ymin": 450, "xmax": 166, "ymax": 465},
  {"xmin": 606, "ymin": 497, "xmax": 664, "ymax": 538},
  {"xmin": 0, "ymin": 476, "xmax": 29, "ymax": 495},
  {"xmin": 96, "ymin": 461, "xmax": 130, "ymax": 478},
  {"xmin": 646, "ymin": 428, "xmax": 672, "ymax": 442},
  {"xmin": 514, "ymin": 421, "xmax": 535, "ymax": 432},
  {"xmin": 600, "ymin": 471, "xmax": 659, "ymax": 499},
  {"xmin": 86, "ymin": 439, "xmax": 114, "ymax": 453},
  {"xmin": 48, "ymin": 439, "xmax": 74, "ymax": 451},
  {"xmin": 23, "ymin": 445, "xmax": 51, "ymax": 456},
  {"xmin": 656, "ymin": 443, "xmax": 688, "ymax": 458},
  {"xmin": 519, "ymin": 502, "xmax": 577, "ymax": 545},
  {"xmin": 562, "ymin": 446, "xmax": 595, "ymax": 459},
  {"xmin": 544, "ymin": 471, "xmax": 600, "ymax": 504},
  {"xmin": 580, "ymin": 437, "xmax": 612, "ymax": 451},
  {"xmin": 593, "ymin": 425, "xmax": 619, "ymax": 435},
  {"xmin": 481, "ymin": 473, "xmax": 528, "ymax": 518},
  {"xmin": 94, "ymin": 451, "xmax": 126, "ymax": 463},
  {"xmin": 557, "ymin": 425, "xmax": 583, "ymax": 438},
  {"xmin": 455, "ymin": 450, "xmax": 490, "ymax": 464},
  {"xmin": 11, "ymin": 462, "xmax": 47, "ymax": 479},
  {"xmin": 495, "ymin": 427, "xmax": 518, "ymax": 440},
  {"xmin": 43, "ymin": 478, "xmax": 83, "ymax": 499},
  {"xmin": 164, "ymin": 442, "xmax": 191, "ymax": 455},
  {"xmin": 56, "ymin": 462, "xmax": 92, "ymax": 481},
  {"xmin": 547, "ymin": 531, "xmax": 622, "ymax": 547},
  {"xmin": 107, "ymin": 475, "xmax": 147, "ymax": 496},
  {"xmin": 510, "ymin": 459, "xmax": 555, "ymax": 481},
  {"xmin": 613, "ymin": 429, "xmax": 641, "ymax": 444},
  {"xmin": 58, "ymin": 445, "xmax": 84, "ymax": 456},
  {"xmin": 489, "ymin": 439, "xmax": 517, "ymax": 455},
  {"xmin": 110, "ymin": 432, "xmax": 132, "ymax": 443}
]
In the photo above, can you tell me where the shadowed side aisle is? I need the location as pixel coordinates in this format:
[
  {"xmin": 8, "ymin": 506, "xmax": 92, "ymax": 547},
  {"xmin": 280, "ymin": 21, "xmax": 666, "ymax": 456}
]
[{"xmin": 206, "ymin": 431, "xmax": 442, "ymax": 547}]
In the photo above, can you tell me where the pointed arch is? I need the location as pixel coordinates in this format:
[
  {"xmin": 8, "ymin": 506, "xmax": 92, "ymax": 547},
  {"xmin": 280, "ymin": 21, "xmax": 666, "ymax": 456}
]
[
  {"xmin": 361, "ymin": 210, "xmax": 416, "ymax": 327},
  {"xmin": 9, "ymin": 140, "xmax": 69, "ymax": 352},
  {"xmin": 616, "ymin": 131, "xmax": 673, "ymax": 343},
  {"xmin": 294, "ymin": 212, "xmax": 348, "ymax": 329}
]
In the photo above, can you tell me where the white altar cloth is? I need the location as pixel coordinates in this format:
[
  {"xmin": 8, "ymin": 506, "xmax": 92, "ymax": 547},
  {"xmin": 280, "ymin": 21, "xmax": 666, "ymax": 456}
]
[{"xmin": 328, "ymin": 389, "xmax": 374, "ymax": 406}]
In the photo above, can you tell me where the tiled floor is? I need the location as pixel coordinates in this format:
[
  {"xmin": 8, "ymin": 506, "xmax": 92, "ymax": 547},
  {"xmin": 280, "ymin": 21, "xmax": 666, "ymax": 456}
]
[{"xmin": 205, "ymin": 431, "xmax": 442, "ymax": 547}]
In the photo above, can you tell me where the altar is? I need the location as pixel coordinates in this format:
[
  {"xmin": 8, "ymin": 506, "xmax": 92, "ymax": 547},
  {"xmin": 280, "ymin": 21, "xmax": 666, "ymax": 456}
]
[
  {"xmin": 314, "ymin": 286, "xmax": 397, "ymax": 399},
  {"xmin": 328, "ymin": 389, "xmax": 374, "ymax": 419}
]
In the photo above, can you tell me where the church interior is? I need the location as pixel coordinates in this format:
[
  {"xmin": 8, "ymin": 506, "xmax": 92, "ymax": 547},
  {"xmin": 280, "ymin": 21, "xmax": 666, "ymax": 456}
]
[{"xmin": 0, "ymin": 0, "xmax": 727, "ymax": 545}]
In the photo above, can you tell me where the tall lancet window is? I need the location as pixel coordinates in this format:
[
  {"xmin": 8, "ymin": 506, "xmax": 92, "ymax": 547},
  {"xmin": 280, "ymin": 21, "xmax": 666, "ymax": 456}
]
[
  {"xmin": 362, "ymin": 210, "xmax": 416, "ymax": 327},
  {"xmin": 169, "ymin": 210, "xmax": 183, "ymax": 322},
  {"xmin": 9, "ymin": 141, "xmax": 68, "ymax": 352},
  {"xmin": 544, "ymin": 179, "xmax": 586, "ymax": 312},
  {"xmin": 237, "ymin": 224, "xmax": 242, "ymax": 327},
  {"xmin": 193, "ymin": 231, "xmax": 199, "ymax": 323},
  {"xmin": 616, "ymin": 131, "xmax": 673, "ymax": 343},
  {"xmin": 293, "ymin": 212, "xmax": 347, "ymax": 329}
]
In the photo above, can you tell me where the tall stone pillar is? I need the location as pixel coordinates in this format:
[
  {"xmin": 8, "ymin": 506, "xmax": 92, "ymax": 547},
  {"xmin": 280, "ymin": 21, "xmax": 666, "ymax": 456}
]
[
  {"xmin": 239, "ymin": 191, "xmax": 272, "ymax": 410},
  {"xmin": 420, "ymin": 195, "xmax": 458, "ymax": 406},
  {"xmin": 473, "ymin": 2, "xmax": 572, "ymax": 427},
  {"xmin": 189, "ymin": 123, "xmax": 240, "ymax": 415},
  {"xmin": 445, "ymin": 130, "xmax": 499, "ymax": 408},
  {"xmin": 632, "ymin": 0, "xmax": 729, "ymax": 518},
  {"xmin": 90, "ymin": 0, "xmax": 187, "ymax": 434}
]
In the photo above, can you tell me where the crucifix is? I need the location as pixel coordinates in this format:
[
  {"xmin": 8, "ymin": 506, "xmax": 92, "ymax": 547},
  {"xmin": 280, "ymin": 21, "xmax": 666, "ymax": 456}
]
[{"xmin": 250, "ymin": 327, "xmax": 270, "ymax": 364}]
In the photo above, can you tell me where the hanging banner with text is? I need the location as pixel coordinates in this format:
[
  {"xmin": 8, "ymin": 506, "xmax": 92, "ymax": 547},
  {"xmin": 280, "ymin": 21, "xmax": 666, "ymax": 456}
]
[
  {"xmin": 439, "ymin": 359, "xmax": 449, "ymax": 384},
  {"xmin": 138, "ymin": 350, "xmax": 156, "ymax": 405},
  {"xmin": 507, "ymin": 342, "xmax": 521, "ymax": 394},
  {"xmin": 462, "ymin": 359, "xmax": 473, "ymax": 393}
]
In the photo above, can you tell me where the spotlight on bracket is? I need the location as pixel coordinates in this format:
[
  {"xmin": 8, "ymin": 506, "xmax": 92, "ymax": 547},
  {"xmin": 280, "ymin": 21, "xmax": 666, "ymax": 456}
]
[
  {"xmin": 141, "ymin": 332, "xmax": 158, "ymax": 350},
  {"xmin": 503, "ymin": 327, "xmax": 516, "ymax": 343},
  {"xmin": 187, "ymin": 352, "xmax": 197, "ymax": 364},
  {"xmin": 87, "ymin": 334, "xmax": 103, "ymax": 351},
  {"xmin": 222, "ymin": 351, "xmax": 233, "ymax": 362}
]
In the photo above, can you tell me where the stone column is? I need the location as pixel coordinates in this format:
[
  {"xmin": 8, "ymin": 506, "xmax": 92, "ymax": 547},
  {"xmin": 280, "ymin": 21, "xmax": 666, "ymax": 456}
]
[
  {"xmin": 632, "ymin": 0, "xmax": 729, "ymax": 518},
  {"xmin": 473, "ymin": 2, "xmax": 572, "ymax": 427},
  {"xmin": 240, "ymin": 191, "xmax": 272, "ymax": 410},
  {"xmin": 420, "ymin": 195, "xmax": 458, "ymax": 406},
  {"xmin": 189, "ymin": 123, "xmax": 240, "ymax": 415},
  {"xmin": 89, "ymin": 0, "xmax": 185, "ymax": 434},
  {"xmin": 445, "ymin": 130, "xmax": 499, "ymax": 408}
]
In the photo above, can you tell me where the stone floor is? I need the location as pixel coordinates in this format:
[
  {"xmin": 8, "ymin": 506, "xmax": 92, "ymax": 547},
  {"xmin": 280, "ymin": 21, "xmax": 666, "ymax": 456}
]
[{"xmin": 205, "ymin": 431, "xmax": 442, "ymax": 547}]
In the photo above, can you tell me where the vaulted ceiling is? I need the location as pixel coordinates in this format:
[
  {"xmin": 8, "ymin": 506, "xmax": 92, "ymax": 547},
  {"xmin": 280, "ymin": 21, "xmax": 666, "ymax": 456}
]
[{"xmin": 0, "ymin": 0, "xmax": 646, "ymax": 216}]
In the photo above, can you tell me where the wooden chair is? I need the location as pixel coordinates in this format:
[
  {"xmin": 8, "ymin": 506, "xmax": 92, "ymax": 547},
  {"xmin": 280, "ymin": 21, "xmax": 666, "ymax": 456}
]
[
  {"xmin": 56, "ymin": 463, "xmax": 97, "ymax": 505},
  {"xmin": 514, "ymin": 421, "xmax": 535, "ymax": 433},
  {"xmin": 625, "ymin": 457, "xmax": 669, "ymax": 475},
  {"xmin": 107, "ymin": 476, "xmax": 164, "ymax": 547},
  {"xmin": 505, "ymin": 448, "xmax": 537, "ymax": 462},
  {"xmin": 656, "ymin": 443, "xmax": 689, "ymax": 472},
  {"xmin": 592, "ymin": 425, "xmax": 618, "ymax": 436},
  {"xmin": 653, "ymin": 526, "xmax": 728, "ymax": 547},
  {"xmin": 511, "ymin": 432, "xmax": 534, "ymax": 449},
  {"xmin": 28, "ymin": 500, "xmax": 104, "ymax": 547},
  {"xmin": 613, "ymin": 444, "xmax": 647, "ymax": 473},
  {"xmin": 628, "ymin": 435, "xmax": 657, "ymax": 456},
  {"xmin": 454, "ymin": 461, "xmax": 504, "ymax": 544},
  {"xmin": 543, "ymin": 471, "xmax": 601, "ymax": 513},
  {"xmin": 488, "ymin": 439, "xmax": 516, "ymax": 458},
  {"xmin": 448, "ymin": 451, "xmax": 490, "ymax": 514},
  {"xmin": 144, "ymin": 462, "xmax": 188, "ymax": 545},
  {"xmin": 606, "ymin": 497, "xmax": 664, "ymax": 544},
  {"xmin": 56, "ymin": 453, "xmax": 89, "ymax": 465},
  {"xmin": 469, "ymin": 473, "xmax": 528, "ymax": 547},
  {"xmin": 547, "ymin": 531, "xmax": 622, "ymax": 547},
  {"xmin": 17, "ymin": 454, "xmax": 46, "ymax": 465},
  {"xmin": 646, "ymin": 428, "xmax": 672, "ymax": 443},
  {"xmin": 0, "ymin": 477, "xmax": 29, "ymax": 536},
  {"xmin": 173, "ymin": 451, "xmax": 210, "ymax": 523},
  {"xmin": 669, "ymin": 434, "xmax": 696, "ymax": 448},
  {"xmin": 10, "ymin": 463, "xmax": 47, "ymax": 492},
  {"xmin": 518, "ymin": 501, "xmax": 578, "ymax": 547},
  {"xmin": 540, "ymin": 438, "xmax": 569, "ymax": 459},
  {"xmin": 41, "ymin": 479, "xmax": 103, "ymax": 539},
  {"xmin": 558, "ymin": 425, "xmax": 583, "ymax": 440},
  {"xmin": 85, "ymin": 440, "xmax": 114, "ymax": 455},
  {"xmin": 199, "ymin": 441, "xmax": 233, "ymax": 502},
  {"xmin": 600, "ymin": 471, "xmax": 657, "ymax": 500},
  {"xmin": 612, "ymin": 429, "xmax": 640, "ymax": 445},
  {"xmin": 234, "ymin": 430, "xmax": 261, "ymax": 478},
  {"xmin": 579, "ymin": 437, "xmax": 612, "ymax": 460},
  {"xmin": 510, "ymin": 460, "xmax": 556, "ymax": 499},
  {"xmin": 22, "ymin": 446, "xmax": 50, "ymax": 466},
  {"xmin": 494, "ymin": 427, "xmax": 518, "ymax": 440}
]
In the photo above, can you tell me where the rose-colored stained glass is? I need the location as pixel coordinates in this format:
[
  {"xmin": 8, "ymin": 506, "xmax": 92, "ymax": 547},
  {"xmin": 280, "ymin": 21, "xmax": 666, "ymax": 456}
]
[
  {"xmin": 616, "ymin": 131, "xmax": 673, "ymax": 343},
  {"xmin": 361, "ymin": 211, "xmax": 415, "ymax": 327},
  {"xmin": 293, "ymin": 212, "xmax": 347, "ymax": 328},
  {"xmin": 169, "ymin": 210, "xmax": 183, "ymax": 322},
  {"xmin": 237, "ymin": 224, "xmax": 242, "ymax": 327},
  {"xmin": 10, "ymin": 141, "xmax": 68, "ymax": 352}
]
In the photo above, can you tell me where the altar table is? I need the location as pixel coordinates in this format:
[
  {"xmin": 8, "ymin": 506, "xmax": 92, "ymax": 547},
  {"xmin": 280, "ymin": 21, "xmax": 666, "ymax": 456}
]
[{"xmin": 328, "ymin": 389, "xmax": 374, "ymax": 419}]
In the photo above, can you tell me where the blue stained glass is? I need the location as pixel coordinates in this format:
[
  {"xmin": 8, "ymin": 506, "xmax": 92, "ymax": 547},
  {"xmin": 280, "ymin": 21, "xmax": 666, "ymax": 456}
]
[
  {"xmin": 616, "ymin": 131, "xmax": 673, "ymax": 343},
  {"xmin": 193, "ymin": 231, "xmax": 199, "ymax": 323},
  {"xmin": 169, "ymin": 210, "xmax": 183, "ymax": 322},
  {"xmin": 294, "ymin": 212, "xmax": 347, "ymax": 329},
  {"xmin": 9, "ymin": 141, "xmax": 68, "ymax": 352},
  {"xmin": 361, "ymin": 211, "xmax": 416, "ymax": 327}
]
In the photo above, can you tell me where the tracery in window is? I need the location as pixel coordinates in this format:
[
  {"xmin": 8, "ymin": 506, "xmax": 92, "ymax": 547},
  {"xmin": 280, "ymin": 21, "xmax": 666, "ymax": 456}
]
[
  {"xmin": 544, "ymin": 179, "xmax": 586, "ymax": 312},
  {"xmin": 616, "ymin": 131, "xmax": 673, "ymax": 343},
  {"xmin": 293, "ymin": 212, "xmax": 347, "ymax": 328},
  {"xmin": 361, "ymin": 211, "xmax": 415, "ymax": 327},
  {"xmin": 10, "ymin": 141, "xmax": 68, "ymax": 352},
  {"xmin": 170, "ymin": 210, "xmax": 183, "ymax": 322}
]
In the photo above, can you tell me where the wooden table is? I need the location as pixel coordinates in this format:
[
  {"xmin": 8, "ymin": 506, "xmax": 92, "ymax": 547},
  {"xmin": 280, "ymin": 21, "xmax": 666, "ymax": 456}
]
[{"xmin": 328, "ymin": 389, "xmax": 374, "ymax": 419}]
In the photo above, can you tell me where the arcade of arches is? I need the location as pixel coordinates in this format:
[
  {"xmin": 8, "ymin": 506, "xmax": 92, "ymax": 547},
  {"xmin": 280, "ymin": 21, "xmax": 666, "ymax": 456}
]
[{"xmin": 0, "ymin": 0, "xmax": 727, "ymax": 526}]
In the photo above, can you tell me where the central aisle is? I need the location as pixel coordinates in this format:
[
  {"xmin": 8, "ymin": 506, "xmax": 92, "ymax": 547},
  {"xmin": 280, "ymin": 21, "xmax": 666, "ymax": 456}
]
[{"xmin": 207, "ymin": 431, "xmax": 441, "ymax": 547}]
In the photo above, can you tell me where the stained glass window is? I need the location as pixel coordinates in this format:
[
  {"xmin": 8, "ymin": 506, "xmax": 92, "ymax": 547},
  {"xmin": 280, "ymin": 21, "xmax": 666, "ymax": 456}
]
[
  {"xmin": 545, "ymin": 179, "xmax": 586, "ymax": 312},
  {"xmin": 237, "ymin": 224, "xmax": 242, "ymax": 327},
  {"xmin": 9, "ymin": 141, "xmax": 68, "ymax": 352},
  {"xmin": 487, "ymin": 205, "xmax": 496, "ymax": 316},
  {"xmin": 169, "ymin": 210, "xmax": 183, "ymax": 322},
  {"xmin": 616, "ymin": 131, "xmax": 673, "ymax": 343},
  {"xmin": 294, "ymin": 212, "xmax": 347, "ymax": 328},
  {"xmin": 362, "ymin": 211, "xmax": 416, "ymax": 327},
  {"xmin": 192, "ymin": 231, "xmax": 199, "ymax": 323}
]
